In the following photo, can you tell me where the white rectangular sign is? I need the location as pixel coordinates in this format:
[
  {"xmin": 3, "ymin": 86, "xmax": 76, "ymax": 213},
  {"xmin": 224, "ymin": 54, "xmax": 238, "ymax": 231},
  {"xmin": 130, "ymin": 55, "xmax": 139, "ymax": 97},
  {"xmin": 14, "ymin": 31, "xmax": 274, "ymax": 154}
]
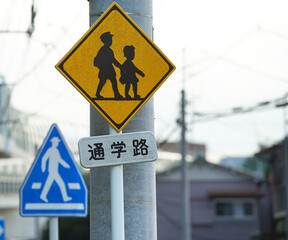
[{"xmin": 78, "ymin": 132, "xmax": 158, "ymax": 168}]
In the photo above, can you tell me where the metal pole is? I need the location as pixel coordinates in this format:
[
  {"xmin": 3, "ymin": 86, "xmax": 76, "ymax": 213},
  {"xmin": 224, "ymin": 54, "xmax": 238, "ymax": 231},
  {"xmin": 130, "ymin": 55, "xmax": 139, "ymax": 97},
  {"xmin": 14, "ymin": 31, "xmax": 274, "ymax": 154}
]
[
  {"xmin": 34, "ymin": 218, "xmax": 41, "ymax": 240},
  {"xmin": 109, "ymin": 127, "xmax": 125, "ymax": 240},
  {"xmin": 49, "ymin": 217, "xmax": 58, "ymax": 240},
  {"xmin": 89, "ymin": 1, "xmax": 155, "ymax": 240},
  {"xmin": 111, "ymin": 164, "xmax": 125, "ymax": 240},
  {"xmin": 180, "ymin": 90, "xmax": 191, "ymax": 240}
]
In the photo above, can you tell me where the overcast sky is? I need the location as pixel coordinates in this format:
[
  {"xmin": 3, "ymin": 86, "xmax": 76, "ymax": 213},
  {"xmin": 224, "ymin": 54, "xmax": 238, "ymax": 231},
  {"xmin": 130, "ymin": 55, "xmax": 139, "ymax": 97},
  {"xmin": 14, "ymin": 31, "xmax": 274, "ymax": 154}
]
[{"xmin": 1, "ymin": 0, "xmax": 288, "ymax": 162}]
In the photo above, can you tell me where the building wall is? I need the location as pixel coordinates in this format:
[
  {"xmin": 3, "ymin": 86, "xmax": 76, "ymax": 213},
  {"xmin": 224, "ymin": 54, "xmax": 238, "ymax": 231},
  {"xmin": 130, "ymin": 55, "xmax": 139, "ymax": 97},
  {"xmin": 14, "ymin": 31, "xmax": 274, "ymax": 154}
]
[
  {"xmin": 157, "ymin": 180, "xmax": 260, "ymax": 240},
  {"xmin": 0, "ymin": 157, "xmax": 46, "ymax": 240},
  {"xmin": 0, "ymin": 207, "xmax": 47, "ymax": 240},
  {"xmin": 157, "ymin": 161, "xmax": 261, "ymax": 240}
]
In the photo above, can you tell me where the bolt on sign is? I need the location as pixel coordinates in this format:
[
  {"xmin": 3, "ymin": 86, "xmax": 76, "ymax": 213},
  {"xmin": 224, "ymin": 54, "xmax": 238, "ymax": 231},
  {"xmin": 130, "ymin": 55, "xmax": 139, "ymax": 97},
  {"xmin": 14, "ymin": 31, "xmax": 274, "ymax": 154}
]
[{"xmin": 55, "ymin": 2, "xmax": 175, "ymax": 132}]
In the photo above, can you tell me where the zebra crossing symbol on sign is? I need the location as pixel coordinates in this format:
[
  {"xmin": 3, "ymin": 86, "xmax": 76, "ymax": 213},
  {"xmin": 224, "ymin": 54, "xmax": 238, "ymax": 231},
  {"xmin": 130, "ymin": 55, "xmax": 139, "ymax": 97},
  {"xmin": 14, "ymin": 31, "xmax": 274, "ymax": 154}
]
[{"xmin": 19, "ymin": 124, "xmax": 88, "ymax": 217}]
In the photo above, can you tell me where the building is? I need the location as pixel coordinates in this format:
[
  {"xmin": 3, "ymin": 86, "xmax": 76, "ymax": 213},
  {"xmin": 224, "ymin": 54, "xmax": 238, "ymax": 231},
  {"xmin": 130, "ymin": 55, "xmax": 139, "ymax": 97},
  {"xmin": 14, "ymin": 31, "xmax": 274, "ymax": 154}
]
[
  {"xmin": 255, "ymin": 139, "xmax": 288, "ymax": 240},
  {"xmin": 0, "ymin": 154, "xmax": 46, "ymax": 240},
  {"xmin": 158, "ymin": 142, "xmax": 206, "ymax": 161},
  {"xmin": 156, "ymin": 142, "xmax": 206, "ymax": 173},
  {"xmin": 157, "ymin": 158, "xmax": 263, "ymax": 240}
]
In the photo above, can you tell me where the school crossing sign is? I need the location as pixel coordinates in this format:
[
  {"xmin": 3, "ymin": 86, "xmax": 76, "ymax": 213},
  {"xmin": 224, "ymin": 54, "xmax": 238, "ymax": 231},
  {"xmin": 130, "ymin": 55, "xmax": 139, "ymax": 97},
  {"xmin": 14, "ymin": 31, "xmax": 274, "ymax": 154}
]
[
  {"xmin": 78, "ymin": 131, "xmax": 158, "ymax": 168},
  {"xmin": 55, "ymin": 2, "xmax": 175, "ymax": 132},
  {"xmin": 19, "ymin": 124, "xmax": 88, "ymax": 217}
]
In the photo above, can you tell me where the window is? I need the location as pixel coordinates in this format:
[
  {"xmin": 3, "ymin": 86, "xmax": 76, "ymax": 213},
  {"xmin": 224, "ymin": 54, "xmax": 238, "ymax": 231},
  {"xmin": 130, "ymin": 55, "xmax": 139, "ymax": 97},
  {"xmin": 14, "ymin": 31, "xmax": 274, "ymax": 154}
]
[
  {"xmin": 216, "ymin": 202, "xmax": 233, "ymax": 216},
  {"xmin": 214, "ymin": 198, "xmax": 256, "ymax": 220}
]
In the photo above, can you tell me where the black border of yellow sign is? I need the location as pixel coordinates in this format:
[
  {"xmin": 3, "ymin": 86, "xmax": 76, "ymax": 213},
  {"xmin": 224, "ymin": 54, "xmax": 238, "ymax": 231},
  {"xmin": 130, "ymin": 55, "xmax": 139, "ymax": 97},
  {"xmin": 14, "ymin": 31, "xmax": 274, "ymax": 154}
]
[{"xmin": 56, "ymin": 2, "xmax": 175, "ymax": 132}]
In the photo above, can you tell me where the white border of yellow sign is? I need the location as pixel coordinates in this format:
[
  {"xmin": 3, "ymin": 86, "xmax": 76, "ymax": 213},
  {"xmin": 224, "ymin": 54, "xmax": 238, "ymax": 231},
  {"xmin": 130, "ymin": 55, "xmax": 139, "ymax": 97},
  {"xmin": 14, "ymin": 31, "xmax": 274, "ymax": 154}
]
[{"xmin": 56, "ymin": 2, "xmax": 175, "ymax": 132}]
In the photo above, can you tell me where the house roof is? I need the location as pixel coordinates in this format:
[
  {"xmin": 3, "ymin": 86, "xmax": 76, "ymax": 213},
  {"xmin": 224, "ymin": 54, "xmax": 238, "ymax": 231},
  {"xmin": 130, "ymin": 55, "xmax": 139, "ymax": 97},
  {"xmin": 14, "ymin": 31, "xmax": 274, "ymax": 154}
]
[
  {"xmin": 157, "ymin": 159, "xmax": 261, "ymax": 183},
  {"xmin": 208, "ymin": 190, "xmax": 262, "ymax": 198},
  {"xmin": 255, "ymin": 142, "xmax": 282, "ymax": 156},
  {"xmin": 158, "ymin": 142, "xmax": 206, "ymax": 153},
  {"xmin": 254, "ymin": 137, "xmax": 288, "ymax": 157}
]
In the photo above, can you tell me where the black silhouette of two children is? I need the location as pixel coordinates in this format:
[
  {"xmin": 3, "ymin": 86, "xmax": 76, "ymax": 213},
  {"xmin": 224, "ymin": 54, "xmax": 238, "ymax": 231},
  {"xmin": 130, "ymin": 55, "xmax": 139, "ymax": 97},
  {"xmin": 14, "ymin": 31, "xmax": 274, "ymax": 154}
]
[{"xmin": 94, "ymin": 32, "xmax": 144, "ymax": 99}]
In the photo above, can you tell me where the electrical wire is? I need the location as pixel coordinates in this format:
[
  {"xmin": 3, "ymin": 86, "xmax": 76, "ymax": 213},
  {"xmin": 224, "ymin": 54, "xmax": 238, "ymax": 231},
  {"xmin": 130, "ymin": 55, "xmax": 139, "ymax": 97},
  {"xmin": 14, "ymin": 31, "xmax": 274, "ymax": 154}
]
[
  {"xmin": 191, "ymin": 93, "xmax": 288, "ymax": 124},
  {"xmin": 201, "ymin": 54, "xmax": 288, "ymax": 83}
]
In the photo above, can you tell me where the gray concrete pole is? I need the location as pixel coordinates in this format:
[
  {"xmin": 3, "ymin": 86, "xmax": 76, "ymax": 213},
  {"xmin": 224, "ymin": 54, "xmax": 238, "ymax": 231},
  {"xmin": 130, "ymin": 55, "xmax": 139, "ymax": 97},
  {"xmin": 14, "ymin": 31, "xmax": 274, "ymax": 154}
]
[
  {"xmin": 89, "ymin": 1, "xmax": 156, "ymax": 239},
  {"xmin": 180, "ymin": 90, "xmax": 191, "ymax": 240},
  {"xmin": 181, "ymin": 49, "xmax": 191, "ymax": 240}
]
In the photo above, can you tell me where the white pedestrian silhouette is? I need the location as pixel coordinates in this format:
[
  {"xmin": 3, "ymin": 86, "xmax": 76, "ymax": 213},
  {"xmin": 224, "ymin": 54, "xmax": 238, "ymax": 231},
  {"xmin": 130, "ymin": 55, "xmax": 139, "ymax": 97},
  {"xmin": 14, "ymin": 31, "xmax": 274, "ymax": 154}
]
[{"xmin": 40, "ymin": 137, "xmax": 72, "ymax": 203}]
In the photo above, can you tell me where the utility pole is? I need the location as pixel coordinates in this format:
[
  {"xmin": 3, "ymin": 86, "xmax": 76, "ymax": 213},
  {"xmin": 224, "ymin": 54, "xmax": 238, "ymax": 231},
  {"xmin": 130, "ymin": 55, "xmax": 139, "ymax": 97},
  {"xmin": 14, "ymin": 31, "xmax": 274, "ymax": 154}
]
[
  {"xmin": 180, "ymin": 90, "xmax": 191, "ymax": 240},
  {"xmin": 180, "ymin": 49, "xmax": 191, "ymax": 240},
  {"xmin": 89, "ymin": 1, "xmax": 156, "ymax": 240}
]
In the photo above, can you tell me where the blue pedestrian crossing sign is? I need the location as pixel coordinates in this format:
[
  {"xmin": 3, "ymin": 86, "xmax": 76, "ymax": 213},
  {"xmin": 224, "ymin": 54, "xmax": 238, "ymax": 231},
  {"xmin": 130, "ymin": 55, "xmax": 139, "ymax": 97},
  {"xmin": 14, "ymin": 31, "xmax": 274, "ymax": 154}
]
[
  {"xmin": 0, "ymin": 218, "xmax": 5, "ymax": 240},
  {"xmin": 20, "ymin": 124, "xmax": 88, "ymax": 217}
]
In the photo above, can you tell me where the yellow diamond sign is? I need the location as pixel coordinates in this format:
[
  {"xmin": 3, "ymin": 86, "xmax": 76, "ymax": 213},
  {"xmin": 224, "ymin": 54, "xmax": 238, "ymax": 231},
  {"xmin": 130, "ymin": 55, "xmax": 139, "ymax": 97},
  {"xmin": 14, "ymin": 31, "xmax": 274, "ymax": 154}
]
[{"xmin": 56, "ymin": 2, "xmax": 175, "ymax": 132}]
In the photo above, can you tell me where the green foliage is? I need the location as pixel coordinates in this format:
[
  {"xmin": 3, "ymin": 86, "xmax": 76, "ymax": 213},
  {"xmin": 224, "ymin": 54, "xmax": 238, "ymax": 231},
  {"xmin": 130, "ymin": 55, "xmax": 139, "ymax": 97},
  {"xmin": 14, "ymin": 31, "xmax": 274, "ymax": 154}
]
[
  {"xmin": 243, "ymin": 157, "xmax": 258, "ymax": 171},
  {"xmin": 42, "ymin": 215, "xmax": 89, "ymax": 240},
  {"xmin": 242, "ymin": 157, "xmax": 268, "ymax": 177},
  {"xmin": 59, "ymin": 216, "xmax": 89, "ymax": 240}
]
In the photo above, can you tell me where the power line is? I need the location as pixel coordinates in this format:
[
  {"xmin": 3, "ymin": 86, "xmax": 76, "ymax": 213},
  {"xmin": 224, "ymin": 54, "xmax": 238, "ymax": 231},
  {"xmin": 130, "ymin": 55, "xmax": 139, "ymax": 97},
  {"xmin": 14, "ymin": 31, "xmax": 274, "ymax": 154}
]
[
  {"xmin": 0, "ymin": 0, "xmax": 37, "ymax": 38},
  {"xmin": 199, "ymin": 54, "xmax": 288, "ymax": 83},
  {"xmin": 191, "ymin": 93, "xmax": 288, "ymax": 124},
  {"xmin": 157, "ymin": 92, "xmax": 288, "ymax": 149}
]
